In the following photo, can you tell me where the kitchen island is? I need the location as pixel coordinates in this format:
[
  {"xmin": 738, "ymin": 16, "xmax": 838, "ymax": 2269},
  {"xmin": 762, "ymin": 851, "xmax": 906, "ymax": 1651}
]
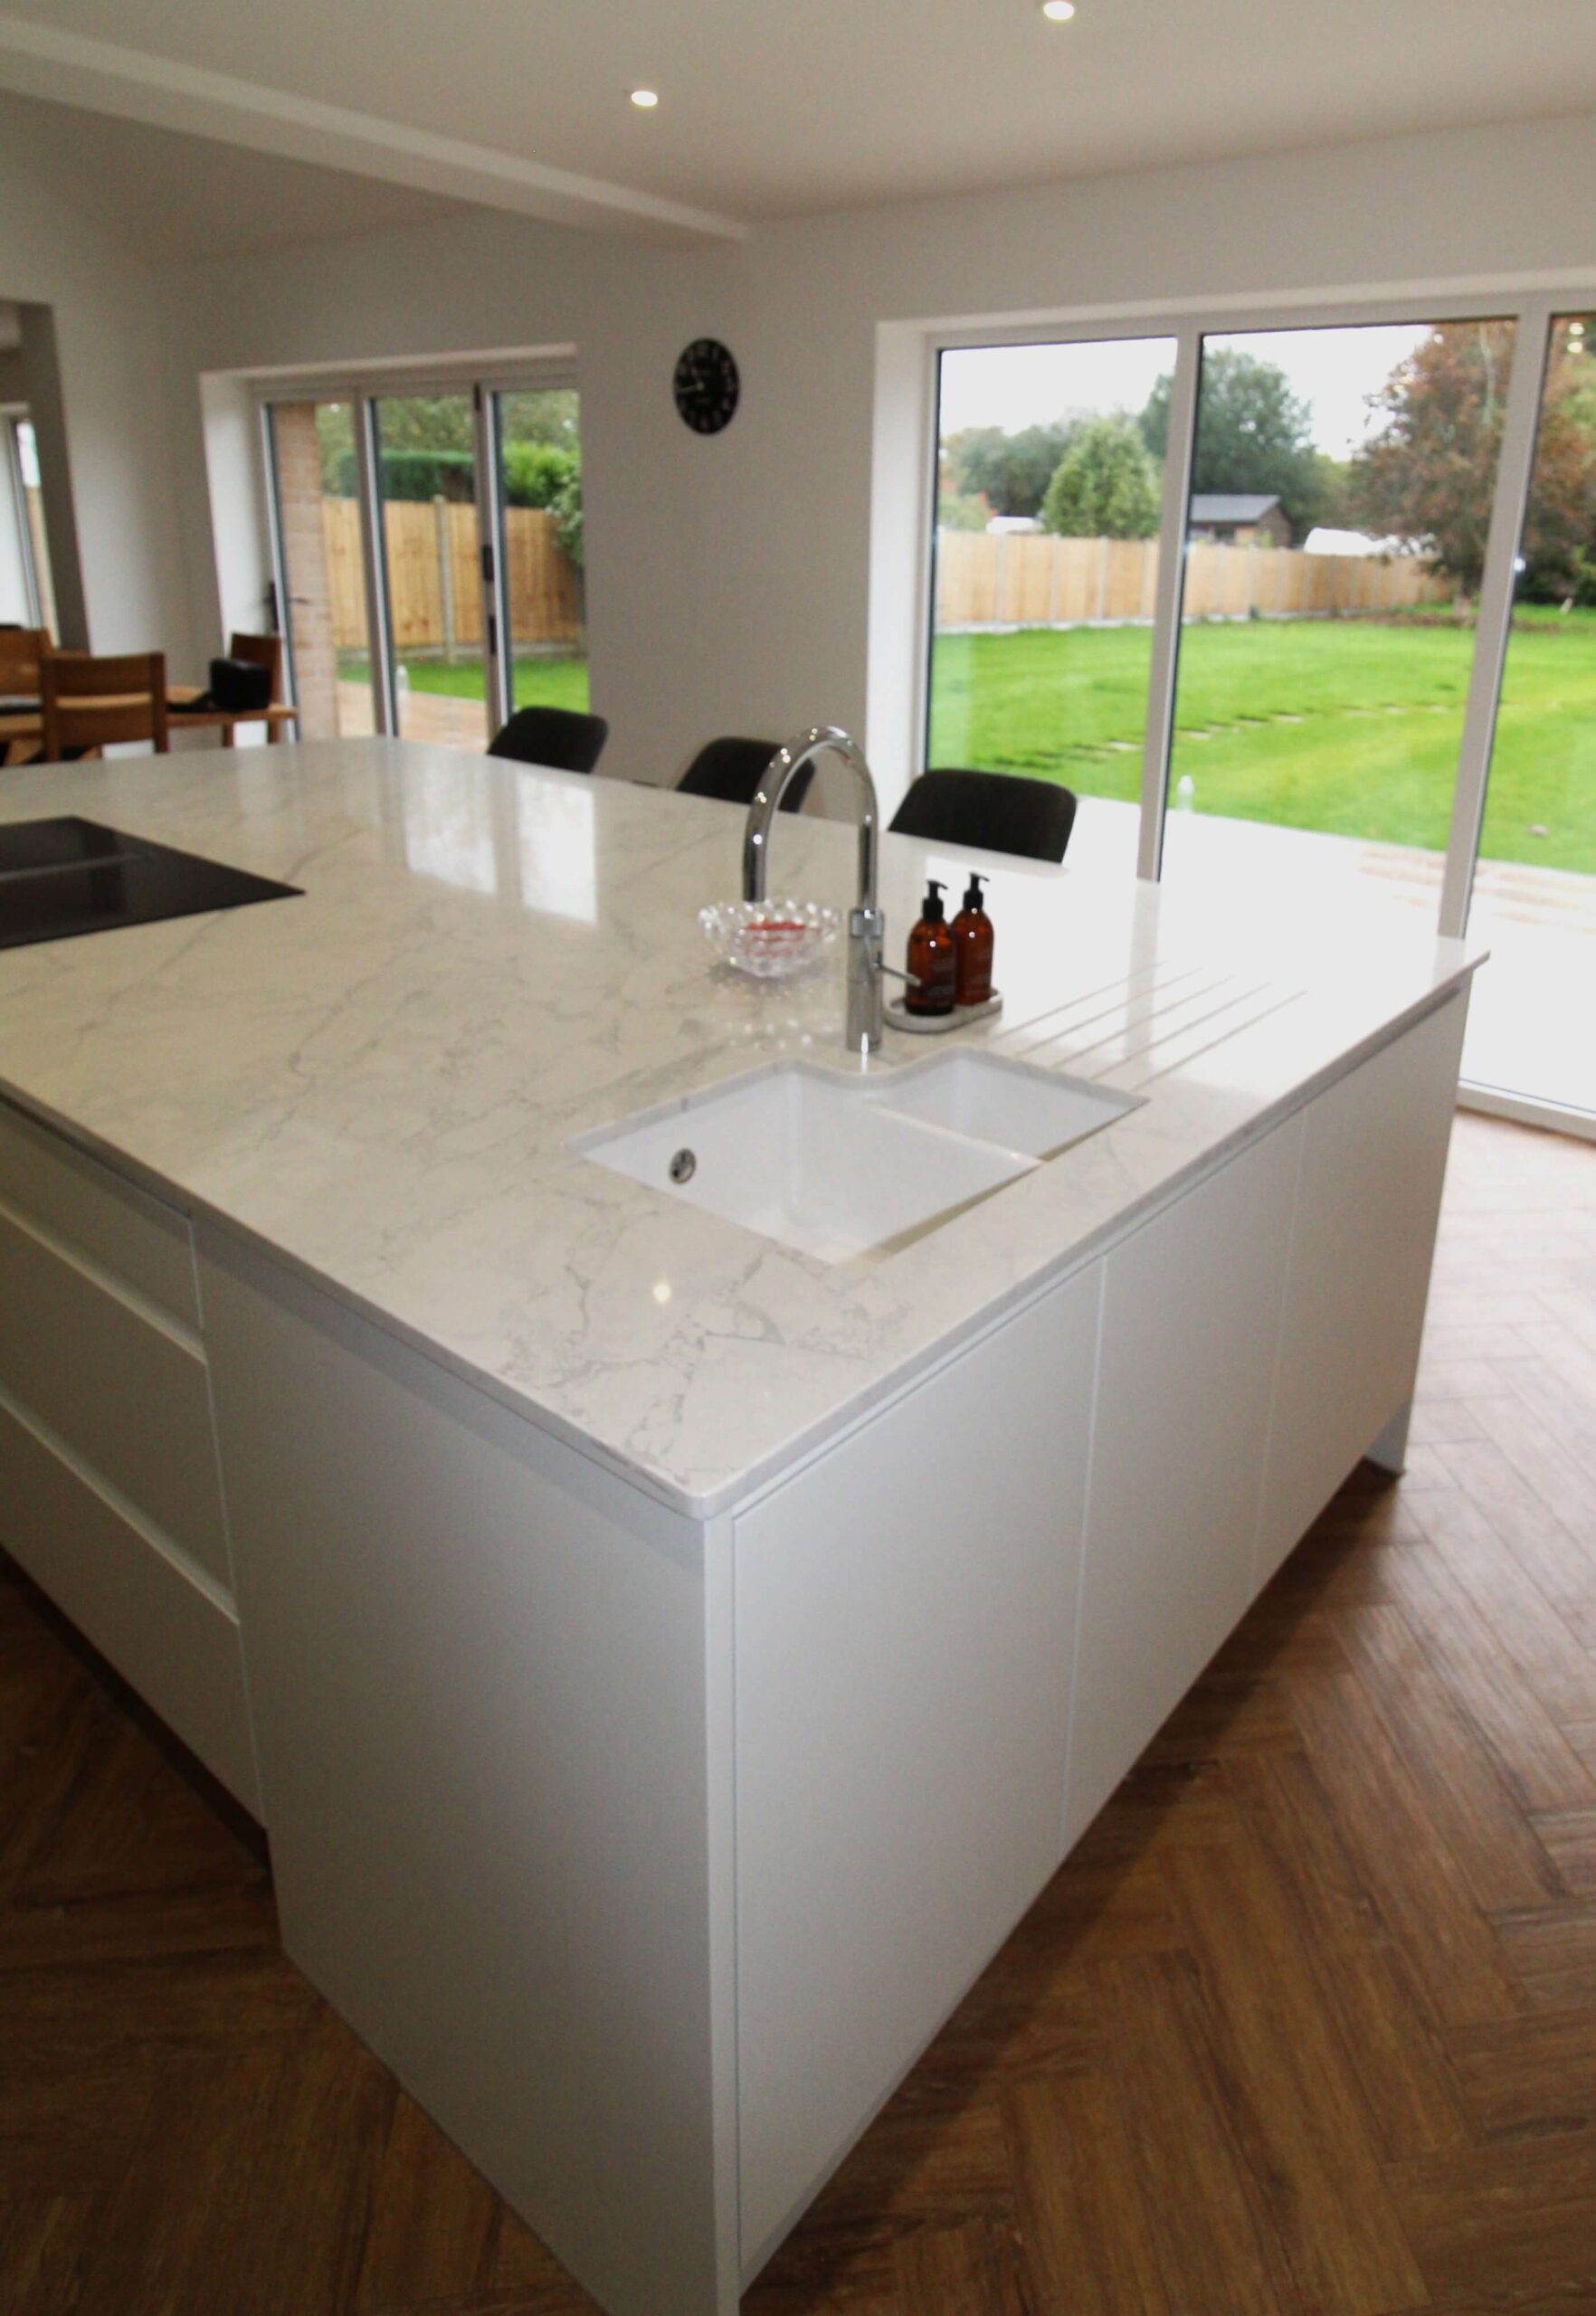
[{"xmin": 0, "ymin": 740, "xmax": 1478, "ymax": 2316}]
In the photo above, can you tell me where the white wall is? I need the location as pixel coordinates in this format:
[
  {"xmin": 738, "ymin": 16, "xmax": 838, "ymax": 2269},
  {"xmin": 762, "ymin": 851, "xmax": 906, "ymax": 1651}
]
[
  {"xmin": 58, "ymin": 109, "xmax": 1596, "ymax": 792},
  {"xmin": 0, "ymin": 107, "xmax": 200, "ymax": 665}
]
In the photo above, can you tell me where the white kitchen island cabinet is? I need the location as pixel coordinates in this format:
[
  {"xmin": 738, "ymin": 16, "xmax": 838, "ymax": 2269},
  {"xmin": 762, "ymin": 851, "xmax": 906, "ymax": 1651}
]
[
  {"xmin": 0, "ymin": 742, "xmax": 1480, "ymax": 2316},
  {"xmin": 195, "ymin": 997, "xmax": 1466, "ymax": 2315}
]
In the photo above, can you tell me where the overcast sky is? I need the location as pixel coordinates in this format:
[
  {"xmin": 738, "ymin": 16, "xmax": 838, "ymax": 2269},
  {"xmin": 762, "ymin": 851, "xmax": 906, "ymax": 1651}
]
[{"xmin": 938, "ymin": 323, "xmax": 1434, "ymax": 460}]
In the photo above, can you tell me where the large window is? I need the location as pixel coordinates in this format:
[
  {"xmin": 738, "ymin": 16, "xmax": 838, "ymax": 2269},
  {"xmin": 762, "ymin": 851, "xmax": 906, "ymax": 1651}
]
[
  {"xmin": 923, "ymin": 295, "xmax": 1596, "ymax": 1129},
  {"xmin": 265, "ymin": 371, "xmax": 587, "ymax": 751}
]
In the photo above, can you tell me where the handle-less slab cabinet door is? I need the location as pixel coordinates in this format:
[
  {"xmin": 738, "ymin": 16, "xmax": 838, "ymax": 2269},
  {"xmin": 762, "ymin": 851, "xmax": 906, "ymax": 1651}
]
[
  {"xmin": 1063, "ymin": 1115, "xmax": 1303, "ymax": 1851},
  {"xmin": 1254, "ymin": 992, "xmax": 1467, "ymax": 1590},
  {"xmin": 733, "ymin": 1261, "xmax": 1102, "ymax": 2278}
]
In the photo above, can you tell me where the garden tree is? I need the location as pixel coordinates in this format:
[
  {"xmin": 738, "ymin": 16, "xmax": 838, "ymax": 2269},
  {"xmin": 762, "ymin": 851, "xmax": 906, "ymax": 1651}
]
[
  {"xmin": 945, "ymin": 420, "xmax": 1079, "ymax": 518},
  {"xmin": 1311, "ymin": 454, "xmax": 1354, "ymax": 533},
  {"xmin": 499, "ymin": 390, "xmax": 580, "ymax": 451},
  {"xmin": 936, "ymin": 489, "xmax": 991, "ymax": 532},
  {"xmin": 1551, "ymin": 333, "xmax": 1596, "ymax": 600},
  {"xmin": 1141, "ymin": 350, "xmax": 1325, "ymax": 538},
  {"xmin": 549, "ymin": 462, "xmax": 584, "ymax": 569},
  {"xmin": 1351, "ymin": 320, "xmax": 1596, "ymax": 598},
  {"xmin": 372, "ymin": 396, "xmax": 475, "ymax": 456},
  {"xmin": 501, "ymin": 440, "xmax": 584, "ymax": 566},
  {"xmin": 1040, "ymin": 413, "xmax": 1162, "ymax": 538},
  {"xmin": 1516, "ymin": 330, "xmax": 1596, "ymax": 602}
]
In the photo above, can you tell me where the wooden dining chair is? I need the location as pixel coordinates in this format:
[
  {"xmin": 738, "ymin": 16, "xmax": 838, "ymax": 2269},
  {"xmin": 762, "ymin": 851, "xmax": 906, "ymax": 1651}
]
[
  {"xmin": 221, "ymin": 631, "xmax": 290, "ymax": 745},
  {"xmin": 228, "ymin": 631, "xmax": 283, "ymax": 692},
  {"xmin": 0, "ymin": 625, "xmax": 50, "ymax": 704},
  {"xmin": 40, "ymin": 651, "xmax": 169, "ymax": 764}
]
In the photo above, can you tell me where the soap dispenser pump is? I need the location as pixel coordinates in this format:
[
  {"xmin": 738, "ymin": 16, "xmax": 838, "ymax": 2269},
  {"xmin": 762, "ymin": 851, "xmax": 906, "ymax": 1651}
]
[
  {"xmin": 906, "ymin": 878, "xmax": 957, "ymax": 1016},
  {"xmin": 952, "ymin": 872, "xmax": 994, "ymax": 1008}
]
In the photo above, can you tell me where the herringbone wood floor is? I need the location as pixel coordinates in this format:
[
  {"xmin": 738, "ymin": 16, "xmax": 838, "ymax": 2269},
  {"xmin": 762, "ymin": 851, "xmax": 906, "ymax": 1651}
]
[{"xmin": 2, "ymin": 1112, "xmax": 1594, "ymax": 2314}]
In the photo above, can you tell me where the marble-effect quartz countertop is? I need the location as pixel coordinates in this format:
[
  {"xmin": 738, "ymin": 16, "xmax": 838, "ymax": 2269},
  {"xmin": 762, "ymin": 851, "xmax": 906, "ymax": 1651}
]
[{"xmin": 0, "ymin": 740, "xmax": 1481, "ymax": 1515}]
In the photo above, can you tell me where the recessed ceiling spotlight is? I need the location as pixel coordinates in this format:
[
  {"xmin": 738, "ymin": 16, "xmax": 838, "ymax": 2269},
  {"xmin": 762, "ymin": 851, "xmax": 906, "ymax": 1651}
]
[
  {"xmin": 630, "ymin": 86, "xmax": 659, "ymax": 109},
  {"xmin": 1040, "ymin": 1, "xmax": 1076, "ymax": 20}
]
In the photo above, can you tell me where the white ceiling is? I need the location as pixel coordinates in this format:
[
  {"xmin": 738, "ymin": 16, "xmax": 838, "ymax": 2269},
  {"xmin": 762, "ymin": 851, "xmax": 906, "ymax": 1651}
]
[{"xmin": 3, "ymin": 0, "xmax": 1596, "ymax": 246}]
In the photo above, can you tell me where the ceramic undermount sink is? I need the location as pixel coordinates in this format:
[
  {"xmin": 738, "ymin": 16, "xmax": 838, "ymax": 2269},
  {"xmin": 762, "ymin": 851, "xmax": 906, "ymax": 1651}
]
[
  {"xmin": 577, "ymin": 1051, "xmax": 1136, "ymax": 1265},
  {"xmin": 869, "ymin": 1049, "xmax": 1135, "ymax": 1160}
]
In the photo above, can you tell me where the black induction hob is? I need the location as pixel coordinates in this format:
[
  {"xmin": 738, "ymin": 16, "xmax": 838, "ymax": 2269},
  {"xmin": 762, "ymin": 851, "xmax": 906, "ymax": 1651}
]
[{"xmin": 0, "ymin": 817, "xmax": 301, "ymax": 951}]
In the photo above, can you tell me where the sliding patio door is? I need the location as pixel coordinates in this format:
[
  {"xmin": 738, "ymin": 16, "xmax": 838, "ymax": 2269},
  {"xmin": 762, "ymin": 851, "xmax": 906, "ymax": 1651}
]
[
  {"xmin": 488, "ymin": 388, "xmax": 589, "ymax": 722},
  {"xmin": 1159, "ymin": 318, "xmax": 1518, "ymax": 929},
  {"xmin": 926, "ymin": 293, "xmax": 1596, "ymax": 1132},
  {"xmin": 371, "ymin": 391, "xmax": 491, "ymax": 747},
  {"xmin": 267, "ymin": 373, "xmax": 586, "ymax": 757},
  {"xmin": 1462, "ymin": 310, "xmax": 1596, "ymax": 1121},
  {"xmin": 927, "ymin": 336, "xmax": 1176, "ymax": 877}
]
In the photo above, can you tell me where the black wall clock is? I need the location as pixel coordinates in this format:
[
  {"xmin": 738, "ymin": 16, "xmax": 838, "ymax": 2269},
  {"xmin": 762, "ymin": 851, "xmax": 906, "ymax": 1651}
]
[{"xmin": 673, "ymin": 338, "xmax": 740, "ymax": 435}]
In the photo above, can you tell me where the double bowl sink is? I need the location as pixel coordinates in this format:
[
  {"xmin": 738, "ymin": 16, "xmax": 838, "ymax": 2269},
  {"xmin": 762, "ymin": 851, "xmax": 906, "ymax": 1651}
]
[{"xmin": 577, "ymin": 1049, "xmax": 1137, "ymax": 1265}]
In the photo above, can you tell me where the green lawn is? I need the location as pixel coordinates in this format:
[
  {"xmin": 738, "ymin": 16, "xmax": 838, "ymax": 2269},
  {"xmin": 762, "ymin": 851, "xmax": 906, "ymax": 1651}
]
[
  {"xmin": 339, "ymin": 650, "xmax": 591, "ymax": 715},
  {"xmin": 928, "ymin": 615, "xmax": 1596, "ymax": 875}
]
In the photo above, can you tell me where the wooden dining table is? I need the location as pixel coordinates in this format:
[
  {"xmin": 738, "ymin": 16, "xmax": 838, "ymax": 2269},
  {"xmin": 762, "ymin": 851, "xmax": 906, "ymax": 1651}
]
[{"xmin": 0, "ymin": 685, "xmax": 299, "ymax": 767}]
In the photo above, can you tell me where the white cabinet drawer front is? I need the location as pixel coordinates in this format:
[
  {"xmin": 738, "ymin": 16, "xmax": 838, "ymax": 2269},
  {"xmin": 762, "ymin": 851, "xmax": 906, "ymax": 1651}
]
[
  {"xmin": 0, "ymin": 1205, "xmax": 230, "ymax": 1586},
  {"xmin": 0, "ymin": 1099, "xmax": 198, "ymax": 1329},
  {"xmin": 0, "ymin": 1393, "xmax": 259, "ymax": 1814},
  {"xmin": 734, "ymin": 1265, "xmax": 1100, "ymax": 2274}
]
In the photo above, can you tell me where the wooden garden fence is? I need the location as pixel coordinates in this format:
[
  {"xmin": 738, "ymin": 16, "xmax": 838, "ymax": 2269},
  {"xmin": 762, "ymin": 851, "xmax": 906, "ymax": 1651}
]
[
  {"xmin": 934, "ymin": 530, "xmax": 1452, "ymax": 629},
  {"xmin": 322, "ymin": 498, "xmax": 582, "ymax": 652}
]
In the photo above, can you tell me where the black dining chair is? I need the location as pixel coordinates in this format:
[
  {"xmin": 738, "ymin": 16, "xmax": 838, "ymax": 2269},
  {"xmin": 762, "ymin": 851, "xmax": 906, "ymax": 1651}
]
[
  {"xmin": 888, "ymin": 769, "xmax": 1078, "ymax": 864},
  {"xmin": 676, "ymin": 736, "xmax": 815, "ymax": 814},
  {"xmin": 488, "ymin": 705, "xmax": 610, "ymax": 775}
]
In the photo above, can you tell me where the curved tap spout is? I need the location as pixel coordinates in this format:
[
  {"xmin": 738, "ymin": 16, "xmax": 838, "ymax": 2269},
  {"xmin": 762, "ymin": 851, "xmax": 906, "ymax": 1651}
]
[{"xmin": 741, "ymin": 726, "xmax": 885, "ymax": 1056}]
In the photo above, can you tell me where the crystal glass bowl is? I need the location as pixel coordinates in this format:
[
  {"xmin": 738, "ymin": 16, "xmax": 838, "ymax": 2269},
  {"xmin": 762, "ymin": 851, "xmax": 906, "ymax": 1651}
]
[{"xmin": 698, "ymin": 898, "xmax": 842, "ymax": 980}]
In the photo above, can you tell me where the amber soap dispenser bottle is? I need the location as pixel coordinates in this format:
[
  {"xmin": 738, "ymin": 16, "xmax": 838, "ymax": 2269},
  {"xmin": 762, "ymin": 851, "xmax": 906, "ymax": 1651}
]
[
  {"xmin": 906, "ymin": 878, "xmax": 957, "ymax": 1016},
  {"xmin": 952, "ymin": 871, "xmax": 994, "ymax": 1008}
]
